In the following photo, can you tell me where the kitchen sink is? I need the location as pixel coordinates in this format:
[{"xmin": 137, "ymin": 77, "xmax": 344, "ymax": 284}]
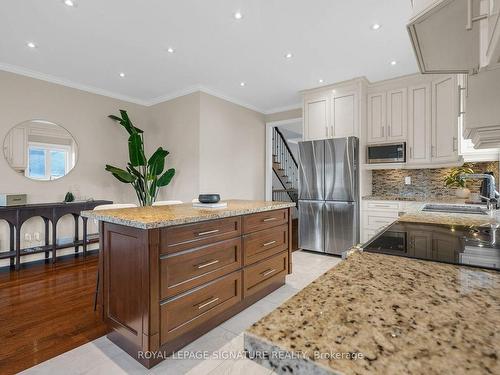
[{"xmin": 422, "ymin": 204, "xmax": 488, "ymax": 215}]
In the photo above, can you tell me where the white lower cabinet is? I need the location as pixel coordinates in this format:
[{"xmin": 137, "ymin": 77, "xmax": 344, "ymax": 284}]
[{"xmin": 361, "ymin": 200, "xmax": 403, "ymax": 243}]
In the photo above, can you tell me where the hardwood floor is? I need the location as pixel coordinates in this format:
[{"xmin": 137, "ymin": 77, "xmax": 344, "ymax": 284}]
[{"xmin": 0, "ymin": 253, "xmax": 108, "ymax": 375}]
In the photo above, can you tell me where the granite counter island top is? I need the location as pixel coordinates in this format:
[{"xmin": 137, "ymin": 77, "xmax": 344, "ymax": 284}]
[
  {"xmin": 81, "ymin": 199, "xmax": 296, "ymax": 229},
  {"xmin": 244, "ymin": 250, "xmax": 500, "ymax": 375}
]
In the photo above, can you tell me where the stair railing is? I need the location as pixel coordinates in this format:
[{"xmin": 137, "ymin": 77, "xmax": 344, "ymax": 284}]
[{"xmin": 272, "ymin": 127, "xmax": 298, "ymax": 203}]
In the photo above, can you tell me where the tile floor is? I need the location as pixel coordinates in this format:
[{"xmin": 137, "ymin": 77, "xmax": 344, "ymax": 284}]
[{"xmin": 20, "ymin": 250, "xmax": 342, "ymax": 375}]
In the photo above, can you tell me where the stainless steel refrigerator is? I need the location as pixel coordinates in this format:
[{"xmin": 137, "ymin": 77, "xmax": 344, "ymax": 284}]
[{"xmin": 298, "ymin": 137, "xmax": 359, "ymax": 255}]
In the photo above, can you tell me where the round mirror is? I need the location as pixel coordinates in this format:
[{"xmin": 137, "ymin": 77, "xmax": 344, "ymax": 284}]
[{"xmin": 3, "ymin": 120, "xmax": 78, "ymax": 181}]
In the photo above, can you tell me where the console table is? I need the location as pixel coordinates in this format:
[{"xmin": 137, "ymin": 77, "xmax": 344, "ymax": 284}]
[{"xmin": 0, "ymin": 200, "xmax": 112, "ymax": 270}]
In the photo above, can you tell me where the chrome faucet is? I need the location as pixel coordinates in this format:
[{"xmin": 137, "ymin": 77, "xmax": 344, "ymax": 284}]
[{"xmin": 460, "ymin": 173, "xmax": 500, "ymax": 209}]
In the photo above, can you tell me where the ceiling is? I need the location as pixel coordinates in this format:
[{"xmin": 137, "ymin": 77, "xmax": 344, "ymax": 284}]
[{"xmin": 0, "ymin": 0, "xmax": 418, "ymax": 113}]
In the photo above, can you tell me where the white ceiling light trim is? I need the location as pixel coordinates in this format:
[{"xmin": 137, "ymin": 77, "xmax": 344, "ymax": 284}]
[{"xmin": 0, "ymin": 62, "xmax": 150, "ymax": 106}]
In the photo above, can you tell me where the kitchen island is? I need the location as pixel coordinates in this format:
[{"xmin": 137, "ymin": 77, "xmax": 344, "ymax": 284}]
[
  {"xmin": 81, "ymin": 200, "xmax": 296, "ymax": 368},
  {"xmin": 245, "ymin": 206, "xmax": 500, "ymax": 375}
]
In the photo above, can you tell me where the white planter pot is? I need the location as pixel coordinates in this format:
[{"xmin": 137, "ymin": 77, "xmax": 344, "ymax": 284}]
[{"xmin": 455, "ymin": 188, "xmax": 470, "ymax": 198}]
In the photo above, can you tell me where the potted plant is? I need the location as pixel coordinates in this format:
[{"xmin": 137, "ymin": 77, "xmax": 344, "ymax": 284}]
[
  {"xmin": 444, "ymin": 165, "xmax": 474, "ymax": 198},
  {"xmin": 105, "ymin": 110, "xmax": 175, "ymax": 206}
]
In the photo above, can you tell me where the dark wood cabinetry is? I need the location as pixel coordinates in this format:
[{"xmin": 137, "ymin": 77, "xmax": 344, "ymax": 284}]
[{"xmin": 100, "ymin": 207, "xmax": 291, "ymax": 369}]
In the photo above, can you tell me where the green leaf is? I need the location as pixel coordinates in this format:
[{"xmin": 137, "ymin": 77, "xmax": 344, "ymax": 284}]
[
  {"xmin": 148, "ymin": 147, "xmax": 169, "ymax": 176},
  {"xmin": 128, "ymin": 133, "xmax": 146, "ymax": 166},
  {"xmin": 105, "ymin": 165, "xmax": 136, "ymax": 183},
  {"xmin": 157, "ymin": 168, "xmax": 175, "ymax": 187},
  {"xmin": 108, "ymin": 115, "xmax": 123, "ymax": 122}
]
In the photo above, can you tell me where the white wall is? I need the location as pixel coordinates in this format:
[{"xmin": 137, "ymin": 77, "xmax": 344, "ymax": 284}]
[
  {"xmin": 199, "ymin": 92, "xmax": 266, "ymax": 200},
  {"xmin": 148, "ymin": 92, "xmax": 201, "ymax": 202},
  {"xmin": 0, "ymin": 70, "xmax": 149, "ymax": 265},
  {"xmin": 0, "ymin": 72, "xmax": 268, "ymax": 266}
]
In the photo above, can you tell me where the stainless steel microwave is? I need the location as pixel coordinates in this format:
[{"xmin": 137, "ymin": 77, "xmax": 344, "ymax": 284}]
[{"xmin": 367, "ymin": 142, "xmax": 406, "ymax": 164}]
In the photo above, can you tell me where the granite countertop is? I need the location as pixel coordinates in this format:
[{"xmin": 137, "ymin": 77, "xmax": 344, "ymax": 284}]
[
  {"xmin": 244, "ymin": 250, "xmax": 500, "ymax": 375},
  {"xmin": 362, "ymin": 194, "xmax": 480, "ymax": 204},
  {"xmin": 81, "ymin": 199, "xmax": 296, "ymax": 229}
]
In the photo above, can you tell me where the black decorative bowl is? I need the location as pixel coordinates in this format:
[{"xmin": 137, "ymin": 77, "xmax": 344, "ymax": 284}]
[{"xmin": 198, "ymin": 194, "xmax": 220, "ymax": 204}]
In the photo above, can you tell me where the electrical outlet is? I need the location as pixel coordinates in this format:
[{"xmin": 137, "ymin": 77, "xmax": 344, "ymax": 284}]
[
  {"xmin": 405, "ymin": 176, "xmax": 411, "ymax": 185},
  {"xmin": 24, "ymin": 233, "xmax": 32, "ymax": 242},
  {"xmin": 33, "ymin": 232, "xmax": 41, "ymax": 241}
]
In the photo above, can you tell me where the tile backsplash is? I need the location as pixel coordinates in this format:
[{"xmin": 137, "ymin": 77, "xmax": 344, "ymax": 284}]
[{"xmin": 371, "ymin": 162, "xmax": 499, "ymax": 197}]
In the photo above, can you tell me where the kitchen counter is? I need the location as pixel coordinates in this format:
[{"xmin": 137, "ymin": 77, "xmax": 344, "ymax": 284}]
[
  {"xmin": 81, "ymin": 199, "xmax": 296, "ymax": 229},
  {"xmin": 90, "ymin": 200, "xmax": 294, "ymax": 368},
  {"xmin": 362, "ymin": 194, "xmax": 479, "ymax": 204},
  {"xmin": 244, "ymin": 250, "xmax": 500, "ymax": 375}
]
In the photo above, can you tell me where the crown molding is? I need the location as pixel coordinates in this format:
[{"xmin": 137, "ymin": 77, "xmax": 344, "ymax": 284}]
[
  {"xmin": 0, "ymin": 62, "xmax": 150, "ymax": 106},
  {"xmin": 0, "ymin": 62, "xmax": 305, "ymax": 114},
  {"xmin": 263, "ymin": 103, "xmax": 302, "ymax": 115}
]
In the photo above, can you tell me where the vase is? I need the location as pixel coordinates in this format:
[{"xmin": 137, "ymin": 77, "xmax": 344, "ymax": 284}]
[{"xmin": 455, "ymin": 187, "xmax": 470, "ymax": 199}]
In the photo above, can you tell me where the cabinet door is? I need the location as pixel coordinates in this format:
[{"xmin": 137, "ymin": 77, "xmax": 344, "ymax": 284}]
[
  {"xmin": 10, "ymin": 127, "xmax": 27, "ymax": 169},
  {"xmin": 408, "ymin": 230, "xmax": 432, "ymax": 259},
  {"xmin": 386, "ymin": 88, "xmax": 407, "ymax": 141},
  {"xmin": 432, "ymin": 76, "xmax": 459, "ymax": 162},
  {"xmin": 367, "ymin": 92, "xmax": 386, "ymax": 143},
  {"xmin": 408, "ymin": 83, "xmax": 432, "ymax": 164},
  {"xmin": 431, "ymin": 232, "xmax": 459, "ymax": 263},
  {"xmin": 331, "ymin": 91, "xmax": 357, "ymax": 137},
  {"xmin": 304, "ymin": 95, "xmax": 330, "ymax": 140}
]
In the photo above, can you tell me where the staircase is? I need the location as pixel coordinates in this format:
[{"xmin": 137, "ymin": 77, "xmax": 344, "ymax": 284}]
[{"xmin": 272, "ymin": 127, "xmax": 298, "ymax": 204}]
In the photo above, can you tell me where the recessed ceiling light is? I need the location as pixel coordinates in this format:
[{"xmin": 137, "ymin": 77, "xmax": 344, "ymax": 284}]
[
  {"xmin": 371, "ymin": 23, "xmax": 381, "ymax": 30},
  {"xmin": 285, "ymin": 52, "xmax": 293, "ymax": 59},
  {"xmin": 119, "ymin": 72, "xmax": 126, "ymax": 78},
  {"xmin": 390, "ymin": 60, "xmax": 397, "ymax": 66},
  {"xmin": 167, "ymin": 47, "xmax": 175, "ymax": 53},
  {"xmin": 64, "ymin": 0, "xmax": 76, "ymax": 7},
  {"xmin": 240, "ymin": 82, "xmax": 246, "ymax": 87},
  {"xmin": 234, "ymin": 11, "xmax": 243, "ymax": 20},
  {"xmin": 318, "ymin": 79, "xmax": 324, "ymax": 83},
  {"xmin": 26, "ymin": 42, "xmax": 37, "ymax": 49}
]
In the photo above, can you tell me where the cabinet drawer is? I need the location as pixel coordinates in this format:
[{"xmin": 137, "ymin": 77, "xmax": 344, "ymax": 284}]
[
  {"xmin": 364, "ymin": 200, "xmax": 401, "ymax": 211},
  {"xmin": 363, "ymin": 212, "xmax": 398, "ymax": 229},
  {"xmin": 160, "ymin": 238, "xmax": 242, "ymax": 299},
  {"xmin": 161, "ymin": 216, "xmax": 241, "ymax": 254},
  {"xmin": 242, "ymin": 209, "xmax": 288, "ymax": 234},
  {"xmin": 243, "ymin": 251, "xmax": 288, "ymax": 298},
  {"xmin": 160, "ymin": 271, "xmax": 242, "ymax": 344},
  {"xmin": 243, "ymin": 224, "xmax": 288, "ymax": 266}
]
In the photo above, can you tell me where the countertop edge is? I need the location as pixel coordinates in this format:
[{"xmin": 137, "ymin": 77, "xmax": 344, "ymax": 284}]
[
  {"xmin": 243, "ymin": 332, "xmax": 342, "ymax": 375},
  {"xmin": 80, "ymin": 202, "xmax": 296, "ymax": 229}
]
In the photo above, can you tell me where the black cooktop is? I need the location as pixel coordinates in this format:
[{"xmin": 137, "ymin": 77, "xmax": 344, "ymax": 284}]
[{"xmin": 363, "ymin": 221, "xmax": 500, "ymax": 271}]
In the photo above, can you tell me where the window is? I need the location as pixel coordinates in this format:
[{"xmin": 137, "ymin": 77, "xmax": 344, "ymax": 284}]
[{"xmin": 27, "ymin": 143, "xmax": 70, "ymax": 180}]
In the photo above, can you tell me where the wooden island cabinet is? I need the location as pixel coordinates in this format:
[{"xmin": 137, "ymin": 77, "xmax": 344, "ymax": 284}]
[{"xmin": 82, "ymin": 200, "xmax": 295, "ymax": 368}]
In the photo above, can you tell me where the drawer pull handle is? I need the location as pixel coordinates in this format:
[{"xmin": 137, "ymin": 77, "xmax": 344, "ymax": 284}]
[
  {"xmin": 196, "ymin": 259, "xmax": 220, "ymax": 269},
  {"xmin": 197, "ymin": 297, "xmax": 220, "ymax": 310},
  {"xmin": 261, "ymin": 268, "xmax": 276, "ymax": 277},
  {"xmin": 197, "ymin": 229, "xmax": 219, "ymax": 236},
  {"xmin": 262, "ymin": 217, "xmax": 277, "ymax": 222},
  {"xmin": 262, "ymin": 240, "xmax": 277, "ymax": 247}
]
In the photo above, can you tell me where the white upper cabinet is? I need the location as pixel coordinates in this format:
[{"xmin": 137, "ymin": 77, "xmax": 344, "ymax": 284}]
[
  {"xmin": 463, "ymin": 66, "xmax": 500, "ymax": 148},
  {"xmin": 367, "ymin": 92, "xmax": 386, "ymax": 143},
  {"xmin": 3, "ymin": 126, "xmax": 27, "ymax": 170},
  {"xmin": 387, "ymin": 88, "xmax": 408, "ymax": 141},
  {"xmin": 432, "ymin": 76, "xmax": 460, "ymax": 162},
  {"xmin": 304, "ymin": 93, "xmax": 330, "ymax": 140},
  {"xmin": 367, "ymin": 88, "xmax": 407, "ymax": 144},
  {"xmin": 302, "ymin": 80, "xmax": 363, "ymax": 141},
  {"xmin": 331, "ymin": 89, "xmax": 358, "ymax": 138},
  {"xmin": 408, "ymin": 0, "xmax": 500, "ymax": 73},
  {"xmin": 408, "ymin": 83, "xmax": 432, "ymax": 164}
]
